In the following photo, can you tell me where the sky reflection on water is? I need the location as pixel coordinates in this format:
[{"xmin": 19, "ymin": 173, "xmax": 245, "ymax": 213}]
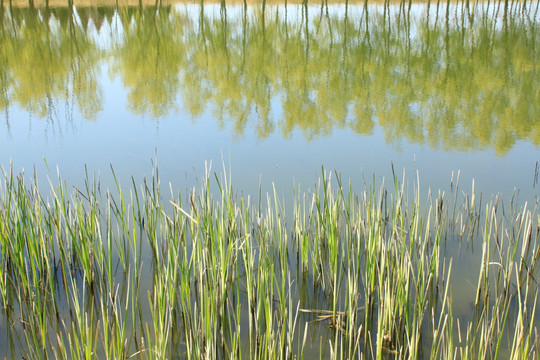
[{"xmin": 0, "ymin": 1, "xmax": 538, "ymax": 203}]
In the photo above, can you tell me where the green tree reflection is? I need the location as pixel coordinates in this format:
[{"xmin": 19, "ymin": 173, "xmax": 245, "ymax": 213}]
[
  {"xmin": 169, "ymin": 3, "xmax": 539, "ymax": 153},
  {"xmin": 111, "ymin": 6, "xmax": 184, "ymax": 118},
  {"xmin": 2, "ymin": 6, "xmax": 102, "ymax": 122},
  {"xmin": 0, "ymin": 7, "xmax": 11, "ymax": 122},
  {"xmin": 1, "ymin": 3, "xmax": 538, "ymax": 154}
]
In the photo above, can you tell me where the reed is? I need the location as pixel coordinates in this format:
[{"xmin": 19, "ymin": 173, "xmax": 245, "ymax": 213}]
[{"xmin": 0, "ymin": 163, "xmax": 538, "ymax": 359}]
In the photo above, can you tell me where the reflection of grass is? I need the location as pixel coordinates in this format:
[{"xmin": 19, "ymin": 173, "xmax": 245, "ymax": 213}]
[{"xmin": 0, "ymin": 163, "xmax": 538, "ymax": 358}]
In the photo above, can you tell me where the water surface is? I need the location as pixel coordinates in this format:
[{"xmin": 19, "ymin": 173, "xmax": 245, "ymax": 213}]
[
  {"xmin": 0, "ymin": 1, "xmax": 538, "ymax": 202},
  {"xmin": 1, "ymin": 1, "xmax": 540, "ymax": 358}
]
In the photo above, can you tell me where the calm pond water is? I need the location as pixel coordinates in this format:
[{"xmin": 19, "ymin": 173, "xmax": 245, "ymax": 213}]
[
  {"xmin": 0, "ymin": 1, "xmax": 539, "ymax": 358},
  {"xmin": 0, "ymin": 1, "xmax": 539, "ymax": 201}
]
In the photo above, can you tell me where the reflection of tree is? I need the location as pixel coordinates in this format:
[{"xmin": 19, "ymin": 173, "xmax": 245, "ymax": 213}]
[
  {"xmin": 77, "ymin": 6, "xmax": 115, "ymax": 32},
  {"xmin": 412, "ymin": 9, "xmax": 540, "ymax": 154},
  {"xmin": 0, "ymin": 7, "xmax": 11, "ymax": 120},
  {"xmin": 111, "ymin": 6, "xmax": 184, "ymax": 118},
  {"xmin": 180, "ymin": 8, "xmax": 277, "ymax": 137},
  {"xmin": 163, "ymin": 4, "xmax": 538, "ymax": 153},
  {"xmin": 1, "ymin": 3, "xmax": 538, "ymax": 153},
  {"xmin": 95, "ymin": 7, "xmax": 116, "ymax": 32},
  {"xmin": 2, "ymin": 6, "xmax": 102, "ymax": 122},
  {"xmin": 0, "ymin": 14, "xmax": 12, "ymax": 136},
  {"xmin": 8, "ymin": 7, "xmax": 67, "ymax": 119}
]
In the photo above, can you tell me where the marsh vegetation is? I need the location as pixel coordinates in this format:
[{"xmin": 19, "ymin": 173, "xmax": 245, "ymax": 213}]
[
  {"xmin": 1, "ymin": 0, "xmax": 539, "ymax": 358},
  {"xmin": 0, "ymin": 164, "xmax": 538, "ymax": 358}
]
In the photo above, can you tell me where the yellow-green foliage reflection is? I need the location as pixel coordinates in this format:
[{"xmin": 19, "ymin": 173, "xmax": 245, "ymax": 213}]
[
  {"xmin": 1, "ymin": 6, "xmax": 102, "ymax": 121},
  {"xmin": 111, "ymin": 6, "xmax": 186, "ymax": 117},
  {"xmin": 1, "ymin": 2, "xmax": 539, "ymax": 153}
]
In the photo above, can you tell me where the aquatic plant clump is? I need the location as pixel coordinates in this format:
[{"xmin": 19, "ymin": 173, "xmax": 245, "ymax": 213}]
[{"xmin": 0, "ymin": 165, "xmax": 538, "ymax": 359}]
